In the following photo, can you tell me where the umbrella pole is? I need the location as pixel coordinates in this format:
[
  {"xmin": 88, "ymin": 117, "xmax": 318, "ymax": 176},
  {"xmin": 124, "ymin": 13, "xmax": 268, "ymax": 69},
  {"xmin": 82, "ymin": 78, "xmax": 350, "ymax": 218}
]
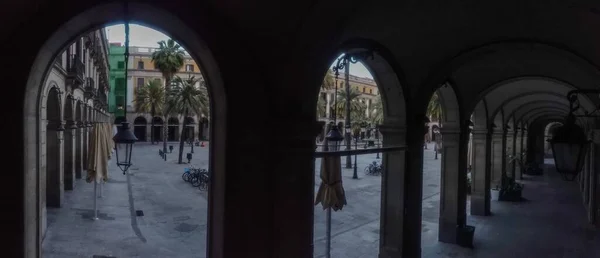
[
  {"xmin": 99, "ymin": 180, "xmax": 103, "ymax": 198},
  {"xmin": 326, "ymin": 207, "xmax": 332, "ymax": 258},
  {"xmin": 93, "ymin": 179, "xmax": 99, "ymax": 220}
]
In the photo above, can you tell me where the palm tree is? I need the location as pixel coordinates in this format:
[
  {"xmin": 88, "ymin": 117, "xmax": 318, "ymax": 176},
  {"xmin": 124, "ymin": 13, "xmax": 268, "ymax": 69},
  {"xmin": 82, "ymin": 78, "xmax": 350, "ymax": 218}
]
[
  {"xmin": 321, "ymin": 70, "xmax": 336, "ymax": 90},
  {"xmin": 133, "ymin": 79, "xmax": 165, "ymax": 144},
  {"xmin": 427, "ymin": 91, "xmax": 443, "ymax": 123},
  {"xmin": 334, "ymin": 88, "xmax": 365, "ymax": 119},
  {"xmin": 152, "ymin": 39, "xmax": 185, "ymax": 153},
  {"xmin": 369, "ymin": 98, "xmax": 384, "ymax": 126},
  {"xmin": 317, "ymin": 95, "xmax": 328, "ymax": 118},
  {"xmin": 166, "ymin": 76, "xmax": 210, "ymax": 164}
]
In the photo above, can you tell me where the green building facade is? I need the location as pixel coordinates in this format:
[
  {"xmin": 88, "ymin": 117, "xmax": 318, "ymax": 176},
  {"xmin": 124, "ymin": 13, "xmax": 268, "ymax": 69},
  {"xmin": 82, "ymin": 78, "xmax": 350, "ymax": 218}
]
[{"xmin": 108, "ymin": 44, "xmax": 126, "ymax": 117}]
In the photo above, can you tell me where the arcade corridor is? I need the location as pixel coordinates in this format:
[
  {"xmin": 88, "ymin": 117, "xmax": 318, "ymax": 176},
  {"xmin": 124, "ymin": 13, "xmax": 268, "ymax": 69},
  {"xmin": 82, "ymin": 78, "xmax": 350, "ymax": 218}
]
[{"xmin": 8, "ymin": 1, "xmax": 600, "ymax": 257}]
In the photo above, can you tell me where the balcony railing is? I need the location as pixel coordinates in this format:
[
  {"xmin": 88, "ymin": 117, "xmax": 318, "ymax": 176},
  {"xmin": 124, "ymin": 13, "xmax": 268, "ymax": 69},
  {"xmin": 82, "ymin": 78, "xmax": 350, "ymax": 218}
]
[
  {"xmin": 67, "ymin": 54, "xmax": 84, "ymax": 87},
  {"xmin": 83, "ymin": 77, "xmax": 96, "ymax": 101}
]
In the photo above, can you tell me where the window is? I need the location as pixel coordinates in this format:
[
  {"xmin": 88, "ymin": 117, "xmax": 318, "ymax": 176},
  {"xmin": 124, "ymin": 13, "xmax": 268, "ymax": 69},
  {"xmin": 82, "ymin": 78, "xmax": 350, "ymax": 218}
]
[
  {"xmin": 137, "ymin": 78, "xmax": 145, "ymax": 91},
  {"xmin": 369, "ymin": 89, "xmax": 373, "ymax": 94},
  {"xmin": 362, "ymin": 88, "xmax": 365, "ymax": 93},
  {"xmin": 185, "ymin": 64, "xmax": 194, "ymax": 72},
  {"xmin": 117, "ymin": 61, "xmax": 124, "ymax": 69},
  {"xmin": 137, "ymin": 61, "xmax": 144, "ymax": 69}
]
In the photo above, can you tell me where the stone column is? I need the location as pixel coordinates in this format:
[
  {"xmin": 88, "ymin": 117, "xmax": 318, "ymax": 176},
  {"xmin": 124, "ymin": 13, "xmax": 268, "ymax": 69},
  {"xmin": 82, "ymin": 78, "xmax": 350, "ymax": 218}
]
[
  {"xmin": 377, "ymin": 124, "xmax": 410, "ymax": 257},
  {"xmin": 75, "ymin": 121, "xmax": 83, "ymax": 179},
  {"xmin": 46, "ymin": 120, "xmax": 65, "ymax": 207},
  {"xmin": 470, "ymin": 129, "xmax": 490, "ymax": 216},
  {"xmin": 502, "ymin": 129, "xmax": 510, "ymax": 179},
  {"xmin": 513, "ymin": 129, "xmax": 520, "ymax": 179},
  {"xmin": 490, "ymin": 131, "xmax": 504, "ymax": 188},
  {"xmin": 438, "ymin": 124, "xmax": 468, "ymax": 244},
  {"xmin": 584, "ymin": 147, "xmax": 590, "ymax": 205},
  {"xmin": 63, "ymin": 120, "xmax": 77, "ymax": 190},
  {"xmin": 325, "ymin": 92, "xmax": 331, "ymax": 119},
  {"xmin": 270, "ymin": 120, "xmax": 320, "ymax": 257},
  {"xmin": 589, "ymin": 132, "xmax": 597, "ymax": 224},
  {"xmin": 146, "ymin": 123, "xmax": 152, "ymax": 142}
]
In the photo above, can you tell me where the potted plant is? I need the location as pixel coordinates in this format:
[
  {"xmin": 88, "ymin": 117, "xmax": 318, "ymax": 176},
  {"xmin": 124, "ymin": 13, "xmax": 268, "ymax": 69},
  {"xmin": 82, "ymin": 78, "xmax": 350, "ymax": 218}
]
[{"xmin": 498, "ymin": 174, "xmax": 524, "ymax": 202}]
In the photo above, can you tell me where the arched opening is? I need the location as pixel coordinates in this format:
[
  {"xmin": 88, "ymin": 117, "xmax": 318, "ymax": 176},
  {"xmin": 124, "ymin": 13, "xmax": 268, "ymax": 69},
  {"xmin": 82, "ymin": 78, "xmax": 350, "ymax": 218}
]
[
  {"xmin": 22, "ymin": 4, "xmax": 226, "ymax": 257},
  {"xmin": 184, "ymin": 116, "xmax": 195, "ymax": 142},
  {"xmin": 422, "ymin": 82, "xmax": 467, "ymax": 247},
  {"xmin": 152, "ymin": 117, "xmax": 164, "ymax": 142},
  {"xmin": 168, "ymin": 117, "xmax": 180, "ymax": 141},
  {"xmin": 44, "ymin": 86, "xmax": 63, "ymax": 238},
  {"xmin": 63, "ymin": 96, "xmax": 75, "ymax": 191},
  {"xmin": 133, "ymin": 116, "xmax": 148, "ymax": 141},
  {"xmin": 198, "ymin": 117, "xmax": 208, "ymax": 140},
  {"xmin": 312, "ymin": 46, "xmax": 407, "ymax": 257},
  {"xmin": 75, "ymin": 102, "xmax": 83, "ymax": 179},
  {"xmin": 544, "ymin": 122, "xmax": 563, "ymax": 159}
]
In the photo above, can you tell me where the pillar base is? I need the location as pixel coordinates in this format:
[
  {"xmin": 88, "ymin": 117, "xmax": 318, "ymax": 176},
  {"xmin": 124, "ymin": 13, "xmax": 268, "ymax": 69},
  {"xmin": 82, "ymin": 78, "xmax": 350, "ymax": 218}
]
[
  {"xmin": 439, "ymin": 222, "xmax": 475, "ymax": 248},
  {"xmin": 470, "ymin": 194, "xmax": 491, "ymax": 216},
  {"xmin": 378, "ymin": 247, "xmax": 421, "ymax": 258}
]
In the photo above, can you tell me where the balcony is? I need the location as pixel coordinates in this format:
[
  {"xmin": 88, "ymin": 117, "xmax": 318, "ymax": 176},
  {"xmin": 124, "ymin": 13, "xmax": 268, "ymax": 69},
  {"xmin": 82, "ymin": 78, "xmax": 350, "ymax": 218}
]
[
  {"xmin": 83, "ymin": 77, "xmax": 96, "ymax": 101},
  {"xmin": 66, "ymin": 54, "xmax": 84, "ymax": 87}
]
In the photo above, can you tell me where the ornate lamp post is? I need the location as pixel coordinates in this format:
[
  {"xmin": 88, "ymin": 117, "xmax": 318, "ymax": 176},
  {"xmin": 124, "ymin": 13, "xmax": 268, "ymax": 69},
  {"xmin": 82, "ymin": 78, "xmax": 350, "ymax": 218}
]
[
  {"xmin": 113, "ymin": 1, "xmax": 137, "ymax": 175},
  {"xmin": 332, "ymin": 51, "xmax": 374, "ymax": 168}
]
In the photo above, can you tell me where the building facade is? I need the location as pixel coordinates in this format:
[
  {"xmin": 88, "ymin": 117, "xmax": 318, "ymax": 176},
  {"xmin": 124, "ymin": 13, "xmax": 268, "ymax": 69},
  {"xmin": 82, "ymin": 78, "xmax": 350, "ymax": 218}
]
[
  {"xmin": 108, "ymin": 43, "xmax": 126, "ymax": 117},
  {"xmin": 108, "ymin": 45, "xmax": 210, "ymax": 142},
  {"xmin": 41, "ymin": 29, "xmax": 111, "ymax": 238},
  {"xmin": 318, "ymin": 72, "xmax": 381, "ymax": 140}
]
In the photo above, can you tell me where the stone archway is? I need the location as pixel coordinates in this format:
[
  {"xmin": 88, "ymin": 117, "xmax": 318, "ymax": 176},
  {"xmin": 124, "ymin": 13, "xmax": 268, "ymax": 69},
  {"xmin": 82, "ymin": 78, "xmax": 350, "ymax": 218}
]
[
  {"xmin": 168, "ymin": 117, "xmax": 180, "ymax": 141},
  {"xmin": 134, "ymin": 116, "xmax": 148, "ymax": 141},
  {"xmin": 430, "ymin": 82, "xmax": 467, "ymax": 245},
  {"xmin": 75, "ymin": 102, "xmax": 83, "ymax": 179},
  {"xmin": 152, "ymin": 117, "xmax": 164, "ymax": 142},
  {"xmin": 315, "ymin": 44, "xmax": 409, "ymax": 257},
  {"xmin": 63, "ymin": 96, "xmax": 75, "ymax": 191},
  {"xmin": 82, "ymin": 105, "xmax": 89, "ymax": 171},
  {"xmin": 184, "ymin": 116, "xmax": 195, "ymax": 141},
  {"xmin": 469, "ymin": 99, "xmax": 491, "ymax": 216},
  {"xmin": 44, "ymin": 86, "xmax": 63, "ymax": 240}
]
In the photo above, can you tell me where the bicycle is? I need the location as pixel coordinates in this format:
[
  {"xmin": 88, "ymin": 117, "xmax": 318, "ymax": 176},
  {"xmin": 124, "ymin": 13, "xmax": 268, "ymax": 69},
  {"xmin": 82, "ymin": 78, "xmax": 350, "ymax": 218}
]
[
  {"xmin": 364, "ymin": 161, "xmax": 384, "ymax": 176},
  {"xmin": 197, "ymin": 170, "xmax": 209, "ymax": 191}
]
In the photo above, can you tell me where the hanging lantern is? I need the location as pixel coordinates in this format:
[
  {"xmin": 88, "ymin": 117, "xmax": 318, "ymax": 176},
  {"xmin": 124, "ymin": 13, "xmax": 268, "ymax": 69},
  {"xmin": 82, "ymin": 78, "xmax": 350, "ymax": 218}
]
[
  {"xmin": 113, "ymin": 122, "xmax": 137, "ymax": 173},
  {"xmin": 326, "ymin": 125, "xmax": 344, "ymax": 151},
  {"xmin": 548, "ymin": 116, "xmax": 590, "ymax": 181}
]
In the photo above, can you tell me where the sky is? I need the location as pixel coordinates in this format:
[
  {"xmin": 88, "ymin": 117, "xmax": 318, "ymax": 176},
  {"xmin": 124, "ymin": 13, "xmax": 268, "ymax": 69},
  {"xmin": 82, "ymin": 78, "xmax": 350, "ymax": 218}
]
[{"xmin": 105, "ymin": 24, "xmax": 373, "ymax": 79}]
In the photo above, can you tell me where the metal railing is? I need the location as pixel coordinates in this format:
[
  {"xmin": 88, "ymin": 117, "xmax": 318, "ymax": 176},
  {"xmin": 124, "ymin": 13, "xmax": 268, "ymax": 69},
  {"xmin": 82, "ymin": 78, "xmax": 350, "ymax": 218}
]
[{"xmin": 67, "ymin": 54, "xmax": 85, "ymax": 85}]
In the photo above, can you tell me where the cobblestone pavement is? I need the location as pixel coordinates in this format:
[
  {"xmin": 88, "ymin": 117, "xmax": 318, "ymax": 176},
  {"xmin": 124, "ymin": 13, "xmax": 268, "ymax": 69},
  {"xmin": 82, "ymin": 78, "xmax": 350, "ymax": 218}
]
[{"xmin": 42, "ymin": 143, "xmax": 600, "ymax": 258}]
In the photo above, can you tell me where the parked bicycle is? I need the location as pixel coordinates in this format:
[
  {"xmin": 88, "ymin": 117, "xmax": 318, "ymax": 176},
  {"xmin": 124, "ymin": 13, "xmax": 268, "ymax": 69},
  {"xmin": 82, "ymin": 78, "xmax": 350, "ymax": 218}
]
[
  {"xmin": 364, "ymin": 161, "xmax": 384, "ymax": 176},
  {"xmin": 182, "ymin": 166, "xmax": 210, "ymax": 190}
]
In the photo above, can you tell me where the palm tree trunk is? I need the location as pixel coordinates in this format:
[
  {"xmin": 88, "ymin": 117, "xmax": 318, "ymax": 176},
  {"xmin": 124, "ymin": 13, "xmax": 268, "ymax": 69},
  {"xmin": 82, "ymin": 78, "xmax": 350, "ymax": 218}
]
[
  {"xmin": 178, "ymin": 111, "xmax": 188, "ymax": 164},
  {"xmin": 162, "ymin": 77, "xmax": 170, "ymax": 154},
  {"xmin": 162, "ymin": 117, "xmax": 168, "ymax": 154},
  {"xmin": 150, "ymin": 105, "xmax": 156, "ymax": 144}
]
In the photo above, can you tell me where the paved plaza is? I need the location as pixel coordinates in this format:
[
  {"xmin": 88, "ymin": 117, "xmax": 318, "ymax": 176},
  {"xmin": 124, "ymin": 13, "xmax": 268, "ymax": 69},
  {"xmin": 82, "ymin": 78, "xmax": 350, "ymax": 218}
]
[{"xmin": 42, "ymin": 143, "xmax": 600, "ymax": 257}]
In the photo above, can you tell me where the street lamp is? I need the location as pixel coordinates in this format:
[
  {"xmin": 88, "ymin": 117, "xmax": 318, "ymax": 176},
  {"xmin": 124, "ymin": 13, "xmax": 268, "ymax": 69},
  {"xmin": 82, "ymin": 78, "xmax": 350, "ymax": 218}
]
[
  {"xmin": 547, "ymin": 90, "xmax": 597, "ymax": 181},
  {"xmin": 332, "ymin": 50, "xmax": 374, "ymax": 168},
  {"xmin": 112, "ymin": 2, "xmax": 137, "ymax": 175},
  {"xmin": 325, "ymin": 125, "xmax": 344, "ymax": 151},
  {"xmin": 113, "ymin": 122, "xmax": 137, "ymax": 174},
  {"xmin": 548, "ymin": 115, "xmax": 589, "ymax": 181}
]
